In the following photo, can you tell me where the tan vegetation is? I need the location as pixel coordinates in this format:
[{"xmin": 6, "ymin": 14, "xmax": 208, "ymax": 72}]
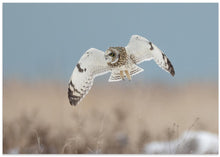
[{"xmin": 3, "ymin": 80, "xmax": 218, "ymax": 154}]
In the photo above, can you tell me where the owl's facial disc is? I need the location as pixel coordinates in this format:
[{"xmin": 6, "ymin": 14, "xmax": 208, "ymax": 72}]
[{"xmin": 105, "ymin": 48, "xmax": 119, "ymax": 64}]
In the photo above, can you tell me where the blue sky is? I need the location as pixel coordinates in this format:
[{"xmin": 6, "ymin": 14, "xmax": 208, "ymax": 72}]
[{"xmin": 3, "ymin": 3, "xmax": 218, "ymax": 84}]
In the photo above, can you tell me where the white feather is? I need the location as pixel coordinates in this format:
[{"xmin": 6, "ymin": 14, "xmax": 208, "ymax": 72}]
[
  {"xmin": 68, "ymin": 48, "xmax": 110, "ymax": 106},
  {"xmin": 125, "ymin": 35, "xmax": 175, "ymax": 76}
]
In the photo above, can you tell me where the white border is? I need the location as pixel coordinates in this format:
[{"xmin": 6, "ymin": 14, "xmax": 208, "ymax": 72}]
[
  {"xmin": 1, "ymin": 0, "xmax": 220, "ymax": 3},
  {"xmin": 1, "ymin": 1, "xmax": 219, "ymax": 156}
]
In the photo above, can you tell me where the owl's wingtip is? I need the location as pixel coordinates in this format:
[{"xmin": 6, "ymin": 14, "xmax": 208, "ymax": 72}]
[
  {"xmin": 68, "ymin": 84, "xmax": 81, "ymax": 106},
  {"xmin": 68, "ymin": 89, "xmax": 79, "ymax": 106},
  {"xmin": 170, "ymin": 70, "xmax": 175, "ymax": 77},
  {"xmin": 69, "ymin": 99, "xmax": 78, "ymax": 106}
]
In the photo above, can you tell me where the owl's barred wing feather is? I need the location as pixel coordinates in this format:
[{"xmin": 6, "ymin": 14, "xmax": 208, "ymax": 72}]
[
  {"xmin": 68, "ymin": 48, "xmax": 110, "ymax": 106},
  {"xmin": 126, "ymin": 35, "xmax": 175, "ymax": 76}
]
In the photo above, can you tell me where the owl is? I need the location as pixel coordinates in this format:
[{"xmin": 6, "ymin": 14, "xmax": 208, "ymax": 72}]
[{"xmin": 68, "ymin": 35, "xmax": 175, "ymax": 106}]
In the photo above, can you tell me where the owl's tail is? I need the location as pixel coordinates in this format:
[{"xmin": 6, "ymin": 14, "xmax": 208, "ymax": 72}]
[{"xmin": 129, "ymin": 64, "xmax": 144, "ymax": 76}]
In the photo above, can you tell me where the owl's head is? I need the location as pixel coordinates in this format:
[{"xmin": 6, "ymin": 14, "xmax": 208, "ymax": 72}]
[{"xmin": 104, "ymin": 47, "xmax": 120, "ymax": 64}]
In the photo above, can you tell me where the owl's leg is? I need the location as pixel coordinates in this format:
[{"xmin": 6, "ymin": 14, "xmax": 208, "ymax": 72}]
[
  {"xmin": 120, "ymin": 71, "xmax": 125, "ymax": 80},
  {"xmin": 125, "ymin": 70, "xmax": 131, "ymax": 81}
]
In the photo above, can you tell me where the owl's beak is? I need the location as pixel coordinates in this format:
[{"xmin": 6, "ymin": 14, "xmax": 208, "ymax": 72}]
[
  {"xmin": 104, "ymin": 53, "xmax": 112, "ymax": 63},
  {"xmin": 104, "ymin": 51, "xmax": 110, "ymax": 60},
  {"xmin": 104, "ymin": 54, "xmax": 108, "ymax": 60}
]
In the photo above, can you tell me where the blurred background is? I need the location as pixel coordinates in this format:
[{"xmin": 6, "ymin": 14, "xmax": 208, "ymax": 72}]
[{"xmin": 3, "ymin": 3, "xmax": 218, "ymax": 154}]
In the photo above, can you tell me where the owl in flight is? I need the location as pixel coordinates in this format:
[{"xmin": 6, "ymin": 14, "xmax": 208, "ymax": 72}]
[{"xmin": 68, "ymin": 35, "xmax": 175, "ymax": 106}]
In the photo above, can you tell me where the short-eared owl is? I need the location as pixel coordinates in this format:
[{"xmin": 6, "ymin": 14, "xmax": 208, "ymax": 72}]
[{"xmin": 68, "ymin": 35, "xmax": 175, "ymax": 106}]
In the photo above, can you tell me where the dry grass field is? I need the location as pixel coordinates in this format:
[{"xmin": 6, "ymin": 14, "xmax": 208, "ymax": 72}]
[{"xmin": 3, "ymin": 80, "xmax": 218, "ymax": 154}]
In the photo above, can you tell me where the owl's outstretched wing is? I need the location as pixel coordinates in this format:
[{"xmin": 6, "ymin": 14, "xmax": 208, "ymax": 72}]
[
  {"xmin": 126, "ymin": 35, "xmax": 175, "ymax": 76},
  {"xmin": 68, "ymin": 48, "xmax": 111, "ymax": 106}
]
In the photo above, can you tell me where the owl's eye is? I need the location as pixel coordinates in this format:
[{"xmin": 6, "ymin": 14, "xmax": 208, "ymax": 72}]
[{"xmin": 109, "ymin": 52, "xmax": 115, "ymax": 57}]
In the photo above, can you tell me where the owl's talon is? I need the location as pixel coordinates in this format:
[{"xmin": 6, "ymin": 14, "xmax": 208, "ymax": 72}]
[
  {"xmin": 120, "ymin": 71, "xmax": 125, "ymax": 80},
  {"xmin": 125, "ymin": 70, "xmax": 131, "ymax": 81}
]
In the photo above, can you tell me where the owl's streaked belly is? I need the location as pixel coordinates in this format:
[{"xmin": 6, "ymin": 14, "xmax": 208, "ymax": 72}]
[{"xmin": 112, "ymin": 60, "xmax": 133, "ymax": 71}]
